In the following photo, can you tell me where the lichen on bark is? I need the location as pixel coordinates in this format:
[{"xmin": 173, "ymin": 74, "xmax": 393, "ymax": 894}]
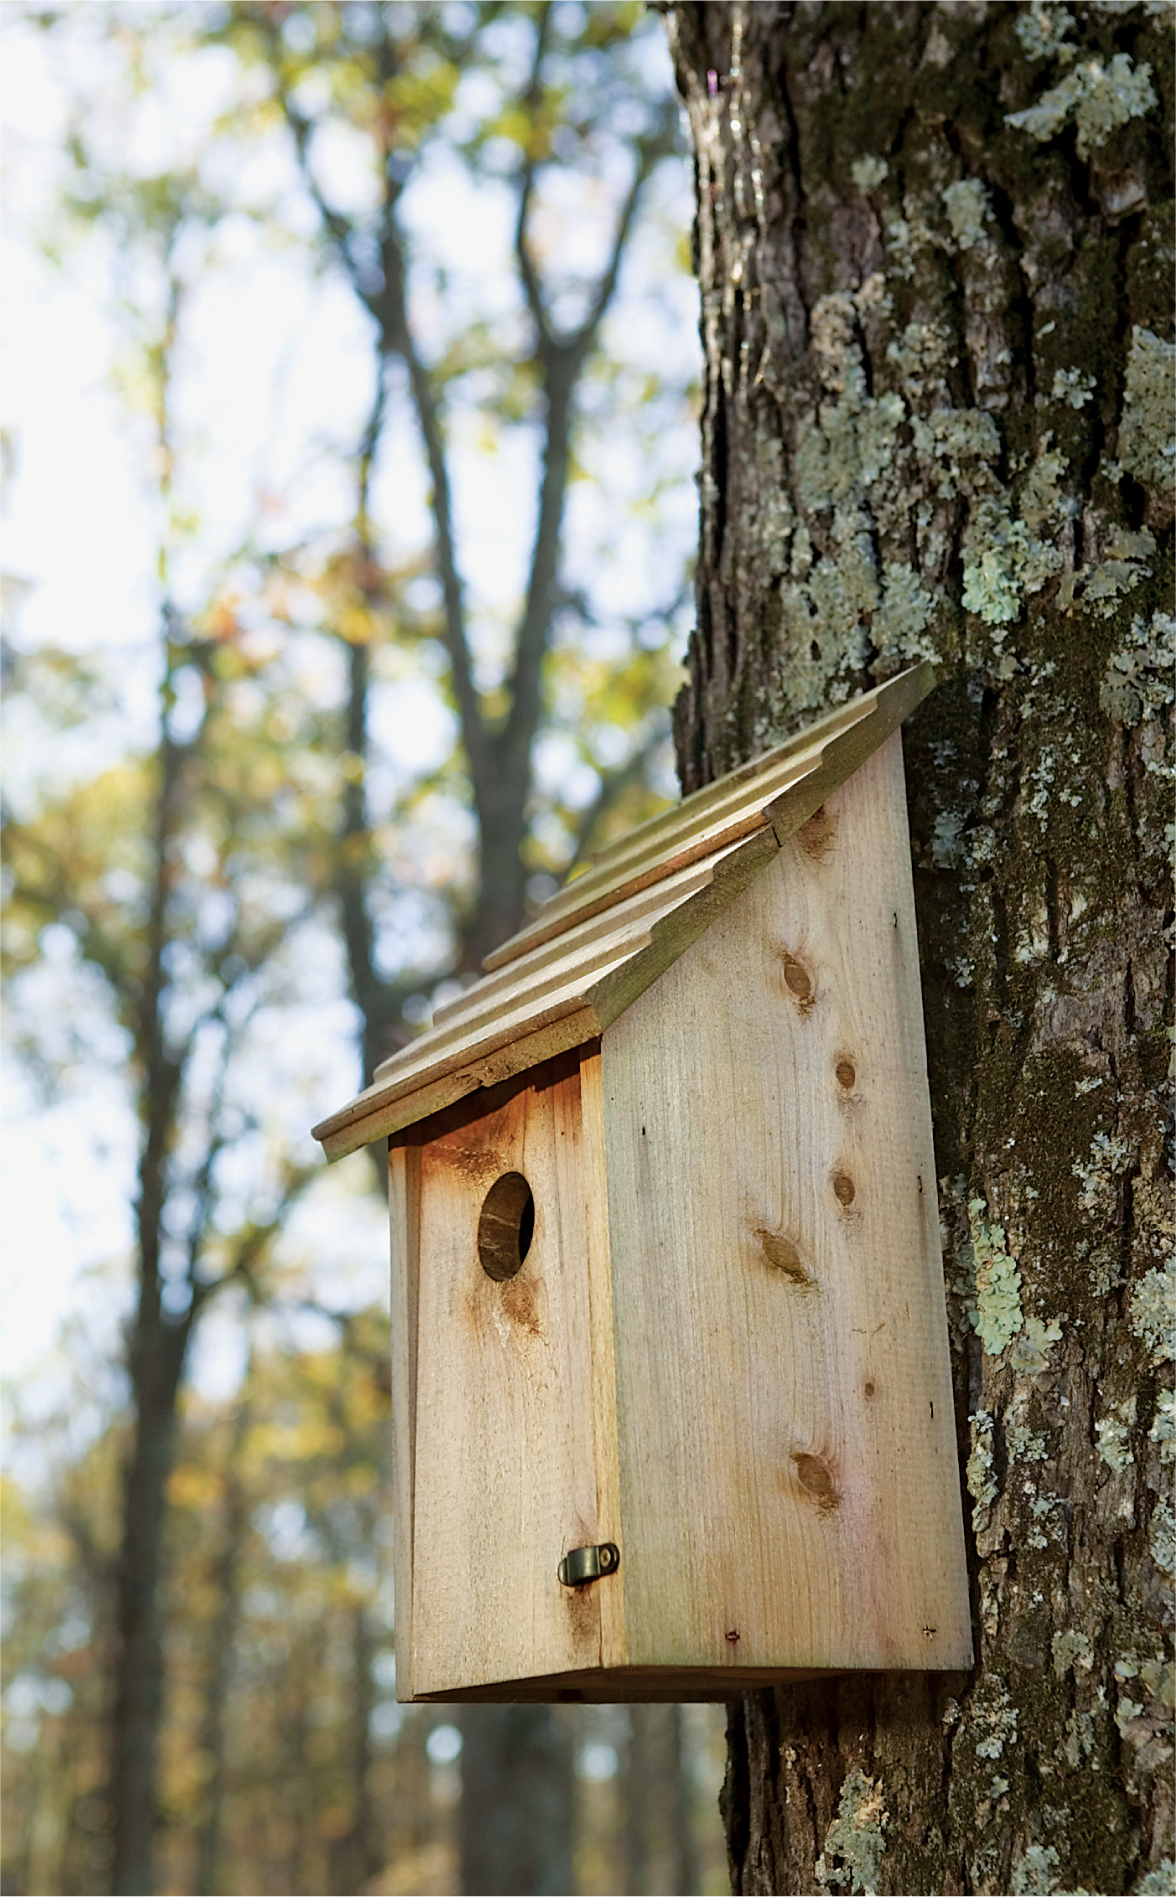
[{"xmin": 664, "ymin": 1, "xmax": 1174, "ymax": 1890}]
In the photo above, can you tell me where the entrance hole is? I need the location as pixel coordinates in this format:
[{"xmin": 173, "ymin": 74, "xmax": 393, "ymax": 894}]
[{"xmin": 478, "ymin": 1171, "xmax": 535, "ymax": 1281}]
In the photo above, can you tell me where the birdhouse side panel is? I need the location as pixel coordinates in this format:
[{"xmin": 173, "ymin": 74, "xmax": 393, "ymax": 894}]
[
  {"xmin": 407, "ymin": 1060, "xmax": 613, "ymax": 1695},
  {"xmin": 600, "ymin": 729, "xmax": 972, "ymax": 1676},
  {"xmin": 388, "ymin": 1142, "xmax": 420, "ymax": 1703}
]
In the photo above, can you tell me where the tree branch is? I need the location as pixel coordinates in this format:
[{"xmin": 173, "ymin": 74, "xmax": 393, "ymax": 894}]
[
  {"xmin": 565, "ymin": 727, "xmax": 670, "ymax": 872},
  {"xmin": 513, "ymin": 3, "xmax": 556, "ymax": 349}
]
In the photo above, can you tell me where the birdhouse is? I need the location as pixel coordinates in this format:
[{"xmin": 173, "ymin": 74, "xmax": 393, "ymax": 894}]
[{"xmin": 313, "ymin": 662, "xmax": 972, "ymax": 1703}]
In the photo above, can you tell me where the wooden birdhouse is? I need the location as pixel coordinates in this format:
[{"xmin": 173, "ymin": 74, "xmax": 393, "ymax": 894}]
[{"xmin": 313, "ymin": 661, "xmax": 972, "ymax": 1703}]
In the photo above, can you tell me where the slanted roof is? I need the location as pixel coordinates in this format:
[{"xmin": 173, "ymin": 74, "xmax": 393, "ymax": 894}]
[{"xmin": 313, "ymin": 661, "xmax": 934, "ymax": 1159}]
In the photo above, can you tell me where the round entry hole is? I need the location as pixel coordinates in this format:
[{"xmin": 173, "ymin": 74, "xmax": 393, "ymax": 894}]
[{"xmin": 478, "ymin": 1172, "xmax": 535, "ymax": 1281}]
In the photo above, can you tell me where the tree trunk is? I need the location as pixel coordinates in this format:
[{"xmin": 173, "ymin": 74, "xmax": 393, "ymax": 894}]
[
  {"xmin": 193, "ymin": 1388, "xmax": 251, "ymax": 1897},
  {"xmin": 668, "ymin": 1705, "xmax": 701, "ymax": 1897},
  {"xmin": 664, "ymin": 4, "xmax": 1173, "ymax": 1892},
  {"xmin": 458, "ymin": 1707, "xmax": 574, "ymax": 1896},
  {"xmin": 109, "ymin": 1325, "xmax": 189, "ymax": 1895},
  {"xmin": 623, "ymin": 1706, "xmax": 655, "ymax": 1895}
]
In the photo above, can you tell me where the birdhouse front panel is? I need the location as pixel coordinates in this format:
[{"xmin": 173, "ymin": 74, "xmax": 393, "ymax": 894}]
[
  {"xmin": 388, "ymin": 1051, "xmax": 625, "ymax": 1702},
  {"xmin": 599, "ymin": 730, "xmax": 972, "ymax": 1680},
  {"xmin": 316, "ymin": 664, "xmax": 974, "ymax": 1702}
]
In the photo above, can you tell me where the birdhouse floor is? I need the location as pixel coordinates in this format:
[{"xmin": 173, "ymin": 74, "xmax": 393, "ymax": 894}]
[{"xmin": 416, "ymin": 1664, "xmax": 842, "ymax": 1704}]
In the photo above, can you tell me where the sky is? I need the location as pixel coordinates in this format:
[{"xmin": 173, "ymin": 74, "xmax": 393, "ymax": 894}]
[{"xmin": 0, "ymin": 4, "xmax": 701, "ymax": 1411}]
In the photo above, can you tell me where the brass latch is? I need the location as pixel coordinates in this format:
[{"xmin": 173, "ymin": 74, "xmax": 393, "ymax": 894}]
[{"xmin": 558, "ymin": 1542, "xmax": 620, "ymax": 1587}]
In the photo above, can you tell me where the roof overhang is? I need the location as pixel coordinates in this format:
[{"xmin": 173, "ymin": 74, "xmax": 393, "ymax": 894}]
[{"xmin": 313, "ymin": 661, "xmax": 935, "ymax": 1160}]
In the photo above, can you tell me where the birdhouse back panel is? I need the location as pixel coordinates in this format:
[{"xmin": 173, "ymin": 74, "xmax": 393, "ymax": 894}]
[{"xmin": 599, "ymin": 730, "xmax": 972, "ymax": 1679}]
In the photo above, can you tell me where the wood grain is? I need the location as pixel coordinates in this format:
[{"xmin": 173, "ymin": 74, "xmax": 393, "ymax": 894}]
[
  {"xmin": 578, "ymin": 1052, "xmax": 626, "ymax": 1671},
  {"xmin": 600, "ymin": 730, "xmax": 972, "ymax": 1677},
  {"xmin": 408, "ymin": 1059, "xmax": 612, "ymax": 1695},
  {"xmin": 388, "ymin": 1142, "xmax": 420, "ymax": 1703}
]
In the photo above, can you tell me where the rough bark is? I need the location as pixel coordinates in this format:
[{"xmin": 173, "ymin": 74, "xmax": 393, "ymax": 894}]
[{"xmin": 664, "ymin": 4, "xmax": 1173, "ymax": 1893}]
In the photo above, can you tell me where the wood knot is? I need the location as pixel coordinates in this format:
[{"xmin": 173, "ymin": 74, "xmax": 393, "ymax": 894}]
[
  {"xmin": 779, "ymin": 949, "xmax": 814, "ymax": 1009},
  {"xmin": 835, "ymin": 1058, "xmax": 857, "ymax": 1091},
  {"xmin": 725, "ymin": 1628, "xmax": 740, "ymax": 1643},
  {"xmin": 798, "ymin": 804, "xmax": 838, "ymax": 860},
  {"xmin": 500, "ymin": 1275, "xmax": 543, "ymax": 1338},
  {"xmin": 832, "ymin": 1171, "xmax": 856, "ymax": 1207},
  {"xmin": 791, "ymin": 1452, "xmax": 840, "ymax": 1512},
  {"xmin": 754, "ymin": 1226, "xmax": 815, "ymax": 1286}
]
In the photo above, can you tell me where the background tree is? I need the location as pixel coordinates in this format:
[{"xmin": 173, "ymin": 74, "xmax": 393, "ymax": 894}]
[
  {"xmin": 662, "ymin": 2, "xmax": 1173, "ymax": 1892},
  {"xmin": 3, "ymin": 4, "xmax": 706, "ymax": 1892},
  {"xmin": 2, "ymin": 203, "xmax": 331, "ymax": 1887},
  {"xmin": 202, "ymin": 6, "xmax": 698, "ymax": 1888}
]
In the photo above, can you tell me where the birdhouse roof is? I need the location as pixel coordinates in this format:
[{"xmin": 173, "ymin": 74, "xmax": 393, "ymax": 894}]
[{"xmin": 313, "ymin": 661, "xmax": 934, "ymax": 1160}]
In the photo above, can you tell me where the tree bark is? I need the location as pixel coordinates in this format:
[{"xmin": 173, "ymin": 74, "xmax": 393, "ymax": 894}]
[{"xmin": 664, "ymin": 4, "xmax": 1173, "ymax": 1892}]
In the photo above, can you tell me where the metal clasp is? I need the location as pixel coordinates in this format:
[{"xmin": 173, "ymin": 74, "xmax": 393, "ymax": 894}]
[{"xmin": 557, "ymin": 1542, "xmax": 620, "ymax": 1587}]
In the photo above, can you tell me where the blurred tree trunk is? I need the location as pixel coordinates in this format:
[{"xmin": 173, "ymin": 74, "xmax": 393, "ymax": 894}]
[
  {"xmin": 664, "ymin": 3, "xmax": 1173, "ymax": 1893},
  {"xmin": 329, "ymin": 1605, "xmax": 382, "ymax": 1896},
  {"xmin": 193, "ymin": 1385, "xmax": 251, "ymax": 1897},
  {"xmin": 622, "ymin": 1705, "xmax": 701, "ymax": 1897},
  {"xmin": 109, "ymin": 705, "xmax": 202, "ymax": 1897},
  {"xmin": 457, "ymin": 1708, "xmax": 574, "ymax": 1896},
  {"xmin": 668, "ymin": 1705, "xmax": 701, "ymax": 1897},
  {"xmin": 623, "ymin": 1706, "xmax": 655, "ymax": 1894}
]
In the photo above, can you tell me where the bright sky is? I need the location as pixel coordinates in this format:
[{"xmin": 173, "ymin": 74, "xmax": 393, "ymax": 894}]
[{"xmin": 1, "ymin": 7, "xmax": 700, "ymax": 1411}]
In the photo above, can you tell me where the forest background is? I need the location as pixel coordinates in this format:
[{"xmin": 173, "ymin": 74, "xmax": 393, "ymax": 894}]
[{"xmin": 1, "ymin": 4, "xmax": 731, "ymax": 1893}]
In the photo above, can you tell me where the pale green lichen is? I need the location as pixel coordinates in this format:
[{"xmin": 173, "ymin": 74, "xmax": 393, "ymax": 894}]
[
  {"xmin": 1016, "ymin": 4, "xmax": 1077, "ymax": 61},
  {"xmin": 1052, "ymin": 366, "xmax": 1095, "ymax": 408},
  {"xmin": 884, "ymin": 321, "xmax": 954, "ymax": 395},
  {"xmin": 964, "ymin": 1198, "xmax": 1024, "ymax": 1353},
  {"xmin": 911, "ymin": 408, "xmax": 1002, "ymax": 494},
  {"xmin": 1073, "ymin": 524, "xmax": 1156, "ymax": 620},
  {"xmin": 851, "ymin": 155, "xmax": 889, "ymax": 192},
  {"xmin": 966, "ymin": 1409, "xmax": 998, "ymax": 1519},
  {"xmin": 1130, "ymin": 1259, "xmax": 1176, "ymax": 1364},
  {"xmin": 1112, "ymin": 1651, "xmax": 1172, "ymax": 1750},
  {"xmin": 767, "ymin": 291, "xmax": 965, "ymax": 715},
  {"xmin": 1073, "ymin": 1131, "xmax": 1132, "ymax": 1216},
  {"xmin": 1052, "ymin": 1628, "xmax": 1094, "ymax": 1677},
  {"xmin": 1138, "ymin": 1865, "xmax": 1176, "ymax": 1897},
  {"xmin": 1149, "ymin": 1498, "xmax": 1175, "ymax": 1575},
  {"xmin": 962, "ymin": 499, "xmax": 1061, "ymax": 626},
  {"xmin": 1011, "ymin": 1843, "xmax": 1061, "ymax": 1894},
  {"xmin": 972, "ymin": 1679, "xmax": 1018, "ymax": 1759},
  {"xmin": 874, "ymin": 563, "xmax": 937, "ymax": 661},
  {"xmin": 1119, "ymin": 327, "xmax": 1176, "ymax": 497},
  {"xmin": 1026, "ymin": 1493, "xmax": 1059, "ymax": 1548},
  {"xmin": 932, "ymin": 810, "xmax": 965, "ymax": 868},
  {"xmin": 1096, "ymin": 1395, "xmax": 1137, "ymax": 1472},
  {"xmin": 883, "ymin": 212, "xmax": 936, "ymax": 282},
  {"xmin": 1006, "ymin": 53, "xmax": 1157, "ymax": 160},
  {"xmin": 942, "ymin": 179, "xmax": 990, "ymax": 252},
  {"xmin": 1149, "ymin": 1388, "xmax": 1175, "ymax": 1463},
  {"xmin": 1009, "ymin": 1315, "xmax": 1063, "ymax": 1376},
  {"xmin": 814, "ymin": 1770, "xmax": 887, "ymax": 1896},
  {"xmin": 1064, "ymin": 1708, "xmax": 1095, "ymax": 1768},
  {"xmin": 1101, "ymin": 610, "xmax": 1176, "ymax": 725},
  {"xmin": 1007, "ymin": 1419, "xmax": 1050, "ymax": 1464},
  {"xmin": 1019, "ymin": 444, "xmax": 1073, "ymax": 527}
]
